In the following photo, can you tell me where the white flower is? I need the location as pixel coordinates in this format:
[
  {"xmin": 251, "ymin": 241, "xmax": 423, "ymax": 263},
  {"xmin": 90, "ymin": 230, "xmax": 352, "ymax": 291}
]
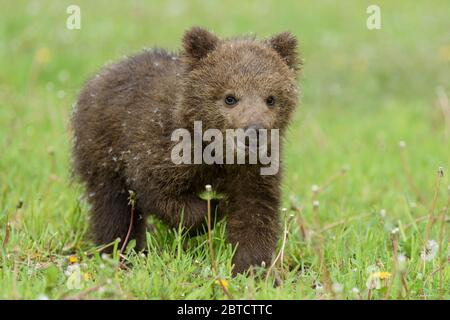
[
  {"xmin": 420, "ymin": 240, "xmax": 439, "ymax": 262},
  {"xmin": 366, "ymin": 273, "xmax": 381, "ymax": 290},
  {"xmin": 352, "ymin": 287, "xmax": 360, "ymax": 294},
  {"xmin": 64, "ymin": 263, "xmax": 80, "ymax": 277},
  {"xmin": 399, "ymin": 141, "xmax": 406, "ymax": 148},
  {"xmin": 379, "ymin": 209, "xmax": 386, "ymax": 218},
  {"xmin": 311, "ymin": 185, "xmax": 320, "ymax": 193},
  {"xmin": 65, "ymin": 264, "xmax": 82, "ymax": 290}
]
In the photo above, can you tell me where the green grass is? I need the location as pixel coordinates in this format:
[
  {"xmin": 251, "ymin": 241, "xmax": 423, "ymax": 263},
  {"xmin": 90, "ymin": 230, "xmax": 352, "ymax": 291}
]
[{"xmin": 0, "ymin": 0, "xmax": 449, "ymax": 299}]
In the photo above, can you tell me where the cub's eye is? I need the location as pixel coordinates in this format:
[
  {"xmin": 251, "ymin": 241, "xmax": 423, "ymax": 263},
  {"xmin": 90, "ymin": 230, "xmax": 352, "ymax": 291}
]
[
  {"xmin": 224, "ymin": 95, "xmax": 238, "ymax": 106},
  {"xmin": 266, "ymin": 96, "xmax": 276, "ymax": 107}
]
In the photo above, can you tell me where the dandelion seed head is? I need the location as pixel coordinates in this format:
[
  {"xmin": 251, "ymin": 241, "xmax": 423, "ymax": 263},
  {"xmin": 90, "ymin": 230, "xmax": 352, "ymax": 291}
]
[{"xmin": 420, "ymin": 240, "xmax": 439, "ymax": 261}]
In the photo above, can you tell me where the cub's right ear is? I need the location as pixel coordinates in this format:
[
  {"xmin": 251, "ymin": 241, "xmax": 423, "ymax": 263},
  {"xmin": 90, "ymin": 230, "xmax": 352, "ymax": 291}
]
[
  {"xmin": 267, "ymin": 32, "xmax": 299, "ymax": 71},
  {"xmin": 182, "ymin": 27, "xmax": 219, "ymax": 67}
]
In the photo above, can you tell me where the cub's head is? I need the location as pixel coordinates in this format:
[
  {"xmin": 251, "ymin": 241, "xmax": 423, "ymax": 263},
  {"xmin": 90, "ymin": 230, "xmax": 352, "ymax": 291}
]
[{"xmin": 179, "ymin": 27, "xmax": 300, "ymax": 134}]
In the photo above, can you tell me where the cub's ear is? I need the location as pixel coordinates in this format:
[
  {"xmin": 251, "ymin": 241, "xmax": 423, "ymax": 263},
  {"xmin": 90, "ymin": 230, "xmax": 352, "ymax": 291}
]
[
  {"xmin": 182, "ymin": 27, "xmax": 219, "ymax": 66},
  {"xmin": 267, "ymin": 32, "xmax": 299, "ymax": 71}
]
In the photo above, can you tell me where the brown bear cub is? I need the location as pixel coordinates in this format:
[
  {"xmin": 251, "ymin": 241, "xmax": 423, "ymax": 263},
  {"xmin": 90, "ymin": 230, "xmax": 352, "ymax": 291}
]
[{"xmin": 72, "ymin": 27, "xmax": 300, "ymax": 274}]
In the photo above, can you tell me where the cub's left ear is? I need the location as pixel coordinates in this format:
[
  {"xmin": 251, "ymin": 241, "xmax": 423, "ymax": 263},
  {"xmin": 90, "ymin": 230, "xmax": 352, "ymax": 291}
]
[
  {"xmin": 267, "ymin": 32, "xmax": 299, "ymax": 71},
  {"xmin": 182, "ymin": 27, "xmax": 219, "ymax": 67}
]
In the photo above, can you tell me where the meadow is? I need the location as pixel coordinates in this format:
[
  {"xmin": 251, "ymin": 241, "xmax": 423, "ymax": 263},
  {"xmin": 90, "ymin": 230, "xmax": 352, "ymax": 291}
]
[{"xmin": 0, "ymin": 0, "xmax": 449, "ymax": 299}]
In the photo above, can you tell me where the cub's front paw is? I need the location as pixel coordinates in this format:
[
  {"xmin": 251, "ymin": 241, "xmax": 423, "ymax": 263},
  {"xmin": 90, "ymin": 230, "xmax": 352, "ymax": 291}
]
[{"xmin": 231, "ymin": 246, "xmax": 272, "ymax": 276}]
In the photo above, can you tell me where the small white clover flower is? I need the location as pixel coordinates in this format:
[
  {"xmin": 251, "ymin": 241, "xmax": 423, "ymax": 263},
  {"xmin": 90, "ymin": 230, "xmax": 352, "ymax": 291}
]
[
  {"xmin": 312, "ymin": 200, "xmax": 320, "ymax": 208},
  {"xmin": 64, "ymin": 263, "xmax": 80, "ymax": 277},
  {"xmin": 399, "ymin": 141, "xmax": 406, "ymax": 148},
  {"xmin": 379, "ymin": 209, "xmax": 386, "ymax": 218},
  {"xmin": 420, "ymin": 240, "xmax": 439, "ymax": 262},
  {"xmin": 311, "ymin": 185, "xmax": 320, "ymax": 193},
  {"xmin": 65, "ymin": 264, "xmax": 82, "ymax": 290}
]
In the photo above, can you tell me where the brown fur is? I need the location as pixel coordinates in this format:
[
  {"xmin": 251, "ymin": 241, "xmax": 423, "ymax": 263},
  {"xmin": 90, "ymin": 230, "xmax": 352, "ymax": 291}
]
[{"xmin": 72, "ymin": 27, "xmax": 300, "ymax": 274}]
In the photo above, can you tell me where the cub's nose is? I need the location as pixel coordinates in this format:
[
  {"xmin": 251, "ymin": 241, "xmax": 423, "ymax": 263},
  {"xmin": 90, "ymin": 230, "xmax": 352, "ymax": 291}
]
[
  {"xmin": 243, "ymin": 123, "xmax": 266, "ymax": 148},
  {"xmin": 244, "ymin": 123, "xmax": 265, "ymax": 133}
]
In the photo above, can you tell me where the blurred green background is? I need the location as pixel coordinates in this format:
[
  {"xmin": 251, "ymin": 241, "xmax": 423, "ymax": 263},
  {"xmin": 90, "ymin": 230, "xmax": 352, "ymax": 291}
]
[{"xmin": 0, "ymin": 0, "xmax": 449, "ymax": 299}]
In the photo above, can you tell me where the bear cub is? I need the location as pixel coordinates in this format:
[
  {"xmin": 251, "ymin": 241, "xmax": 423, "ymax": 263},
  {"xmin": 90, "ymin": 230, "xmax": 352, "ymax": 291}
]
[{"xmin": 72, "ymin": 27, "xmax": 300, "ymax": 274}]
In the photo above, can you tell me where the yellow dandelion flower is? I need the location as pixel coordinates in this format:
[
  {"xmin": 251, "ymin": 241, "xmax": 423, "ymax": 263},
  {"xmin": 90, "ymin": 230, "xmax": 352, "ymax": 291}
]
[
  {"xmin": 35, "ymin": 47, "xmax": 51, "ymax": 65},
  {"xmin": 68, "ymin": 255, "xmax": 78, "ymax": 264},
  {"xmin": 83, "ymin": 272, "xmax": 92, "ymax": 281},
  {"xmin": 215, "ymin": 279, "xmax": 229, "ymax": 289},
  {"xmin": 366, "ymin": 271, "xmax": 392, "ymax": 290},
  {"xmin": 375, "ymin": 271, "xmax": 392, "ymax": 280}
]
